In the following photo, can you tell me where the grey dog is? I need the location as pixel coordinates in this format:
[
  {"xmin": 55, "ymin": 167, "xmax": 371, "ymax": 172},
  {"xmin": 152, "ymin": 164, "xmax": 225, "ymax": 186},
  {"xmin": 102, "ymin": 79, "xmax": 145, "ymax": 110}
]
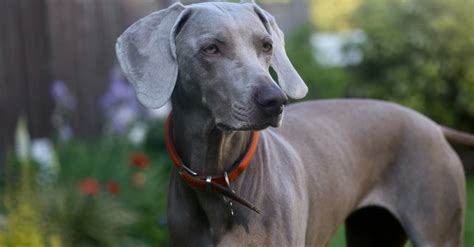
[{"xmin": 116, "ymin": 1, "xmax": 472, "ymax": 246}]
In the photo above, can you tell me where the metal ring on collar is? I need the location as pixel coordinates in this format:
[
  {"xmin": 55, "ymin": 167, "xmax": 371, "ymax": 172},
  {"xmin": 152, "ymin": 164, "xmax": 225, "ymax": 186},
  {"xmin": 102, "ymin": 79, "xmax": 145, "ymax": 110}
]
[{"xmin": 206, "ymin": 176, "xmax": 212, "ymax": 192}]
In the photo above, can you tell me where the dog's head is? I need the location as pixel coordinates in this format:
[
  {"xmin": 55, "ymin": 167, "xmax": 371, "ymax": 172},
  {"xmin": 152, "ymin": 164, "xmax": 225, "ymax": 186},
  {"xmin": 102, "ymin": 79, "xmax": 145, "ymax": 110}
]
[{"xmin": 116, "ymin": 1, "xmax": 307, "ymax": 130}]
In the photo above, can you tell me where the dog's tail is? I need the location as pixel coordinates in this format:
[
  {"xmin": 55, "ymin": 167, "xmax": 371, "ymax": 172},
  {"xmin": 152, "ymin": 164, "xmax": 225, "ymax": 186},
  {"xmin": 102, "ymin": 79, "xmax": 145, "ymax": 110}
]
[{"xmin": 441, "ymin": 126, "xmax": 474, "ymax": 147}]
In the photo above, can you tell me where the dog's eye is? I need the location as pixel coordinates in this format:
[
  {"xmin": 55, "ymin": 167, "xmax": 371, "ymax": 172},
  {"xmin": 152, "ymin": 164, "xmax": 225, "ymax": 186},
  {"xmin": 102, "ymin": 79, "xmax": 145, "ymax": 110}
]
[
  {"xmin": 262, "ymin": 41, "xmax": 273, "ymax": 53},
  {"xmin": 202, "ymin": 44, "xmax": 219, "ymax": 54}
]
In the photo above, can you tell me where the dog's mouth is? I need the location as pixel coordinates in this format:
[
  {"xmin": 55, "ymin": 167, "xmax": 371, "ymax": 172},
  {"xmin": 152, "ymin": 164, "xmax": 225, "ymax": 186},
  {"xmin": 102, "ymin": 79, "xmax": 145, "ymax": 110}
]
[
  {"xmin": 216, "ymin": 122, "xmax": 234, "ymax": 131},
  {"xmin": 268, "ymin": 111, "xmax": 283, "ymax": 127},
  {"xmin": 216, "ymin": 110, "xmax": 283, "ymax": 131}
]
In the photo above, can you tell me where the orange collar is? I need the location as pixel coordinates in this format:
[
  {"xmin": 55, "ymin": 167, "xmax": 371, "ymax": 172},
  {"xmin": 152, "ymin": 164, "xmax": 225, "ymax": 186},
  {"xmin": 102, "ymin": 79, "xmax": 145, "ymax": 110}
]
[{"xmin": 164, "ymin": 114, "xmax": 261, "ymax": 214}]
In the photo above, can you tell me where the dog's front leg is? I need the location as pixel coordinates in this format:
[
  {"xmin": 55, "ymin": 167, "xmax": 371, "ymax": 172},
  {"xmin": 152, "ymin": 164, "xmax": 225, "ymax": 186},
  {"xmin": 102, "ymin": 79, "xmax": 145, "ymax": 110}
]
[{"xmin": 168, "ymin": 171, "xmax": 214, "ymax": 247}]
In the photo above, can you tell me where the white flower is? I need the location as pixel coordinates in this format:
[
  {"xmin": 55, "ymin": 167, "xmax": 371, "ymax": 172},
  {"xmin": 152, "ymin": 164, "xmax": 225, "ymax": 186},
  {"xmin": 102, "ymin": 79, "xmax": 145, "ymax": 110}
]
[
  {"xmin": 128, "ymin": 123, "xmax": 148, "ymax": 146},
  {"xmin": 311, "ymin": 29, "xmax": 366, "ymax": 67},
  {"xmin": 31, "ymin": 138, "xmax": 54, "ymax": 168}
]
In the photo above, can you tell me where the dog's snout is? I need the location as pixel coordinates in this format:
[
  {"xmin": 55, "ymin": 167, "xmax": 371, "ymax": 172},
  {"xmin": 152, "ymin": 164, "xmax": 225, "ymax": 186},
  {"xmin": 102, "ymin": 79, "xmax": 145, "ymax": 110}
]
[{"xmin": 256, "ymin": 84, "xmax": 288, "ymax": 115}]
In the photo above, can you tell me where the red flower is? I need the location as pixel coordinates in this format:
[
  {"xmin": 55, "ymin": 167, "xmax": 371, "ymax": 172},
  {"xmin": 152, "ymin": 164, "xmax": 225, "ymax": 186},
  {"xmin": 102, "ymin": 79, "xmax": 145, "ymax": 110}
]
[
  {"xmin": 130, "ymin": 152, "xmax": 150, "ymax": 169},
  {"xmin": 106, "ymin": 181, "xmax": 120, "ymax": 195},
  {"xmin": 78, "ymin": 178, "xmax": 100, "ymax": 195}
]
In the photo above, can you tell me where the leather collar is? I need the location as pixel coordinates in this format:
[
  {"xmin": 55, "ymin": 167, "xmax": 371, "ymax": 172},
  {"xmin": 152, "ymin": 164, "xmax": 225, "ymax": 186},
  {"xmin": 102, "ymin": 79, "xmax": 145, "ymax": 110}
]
[{"xmin": 164, "ymin": 114, "xmax": 261, "ymax": 214}]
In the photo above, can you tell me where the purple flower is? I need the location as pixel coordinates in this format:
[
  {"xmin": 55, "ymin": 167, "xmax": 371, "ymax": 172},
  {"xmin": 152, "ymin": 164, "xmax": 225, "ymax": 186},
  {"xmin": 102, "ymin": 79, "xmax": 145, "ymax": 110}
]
[
  {"xmin": 100, "ymin": 68, "xmax": 149, "ymax": 134},
  {"xmin": 51, "ymin": 80, "xmax": 76, "ymax": 111},
  {"xmin": 50, "ymin": 80, "xmax": 75, "ymax": 142},
  {"xmin": 100, "ymin": 69, "xmax": 138, "ymax": 111}
]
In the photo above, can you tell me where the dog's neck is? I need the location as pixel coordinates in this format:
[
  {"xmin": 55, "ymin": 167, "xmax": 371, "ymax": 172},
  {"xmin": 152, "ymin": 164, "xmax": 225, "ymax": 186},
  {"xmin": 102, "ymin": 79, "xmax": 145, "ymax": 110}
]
[{"xmin": 170, "ymin": 98, "xmax": 252, "ymax": 176}]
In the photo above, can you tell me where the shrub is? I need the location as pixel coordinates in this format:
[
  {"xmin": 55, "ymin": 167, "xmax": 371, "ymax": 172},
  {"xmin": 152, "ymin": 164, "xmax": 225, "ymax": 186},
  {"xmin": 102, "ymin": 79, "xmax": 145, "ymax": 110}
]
[{"xmin": 346, "ymin": 0, "xmax": 474, "ymax": 131}]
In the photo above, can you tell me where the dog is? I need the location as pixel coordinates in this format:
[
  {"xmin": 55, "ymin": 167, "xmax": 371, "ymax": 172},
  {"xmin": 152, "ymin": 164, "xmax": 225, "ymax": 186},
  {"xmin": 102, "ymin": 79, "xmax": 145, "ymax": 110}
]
[{"xmin": 116, "ymin": 1, "xmax": 471, "ymax": 246}]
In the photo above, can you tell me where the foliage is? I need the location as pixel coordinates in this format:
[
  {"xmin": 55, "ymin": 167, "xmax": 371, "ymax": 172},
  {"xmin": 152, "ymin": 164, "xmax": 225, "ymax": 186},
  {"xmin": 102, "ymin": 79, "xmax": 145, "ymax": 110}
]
[
  {"xmin": 285, "ymin": 24, "xmax": 349, "ymax": 101},
  {"xmin": 54, "ymin": 133, "xmax": 171, "ymax": 246},
  {"xmin": 346, "ymin": 0, "xmax": 474, "ymax": 131},
  {"xmin": 1, "ymin": 119, "xmax": 171, "ymax": 246},
  {"xmin": 1, "ymin": 161, "xmax": 47, "ymax": 247},
  {"xmin": 0, "ymin": 118, "xmax": 55, "ymax": 247},
  {"xmin": 52, "ymin": 190, "xmax": 138, "ymax": 246}
]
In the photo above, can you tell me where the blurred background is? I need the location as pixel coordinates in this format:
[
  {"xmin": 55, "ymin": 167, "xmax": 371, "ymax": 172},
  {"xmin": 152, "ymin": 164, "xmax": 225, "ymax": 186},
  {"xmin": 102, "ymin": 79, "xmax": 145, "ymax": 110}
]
[{"xmin": 0, "ymin": 0, "xmax": 473, "ymax": 245}]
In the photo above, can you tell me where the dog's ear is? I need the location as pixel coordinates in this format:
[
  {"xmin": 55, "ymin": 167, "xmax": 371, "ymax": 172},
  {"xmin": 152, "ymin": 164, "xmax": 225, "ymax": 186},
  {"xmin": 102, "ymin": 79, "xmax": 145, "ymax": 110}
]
[
  {"xmin": 251, "ymin": 5, "xmax": 308, "ymax": 99},
  {"xmin": 115, "ymin": 3, "xmax": 188, "ymax": 109}
]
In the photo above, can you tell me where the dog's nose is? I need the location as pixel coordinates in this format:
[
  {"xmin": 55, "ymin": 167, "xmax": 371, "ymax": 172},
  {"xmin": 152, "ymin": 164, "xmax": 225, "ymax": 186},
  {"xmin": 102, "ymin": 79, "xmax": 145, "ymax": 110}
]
[{"xmin": 256, "ymin": 84, "xmax": 288, "ymax": 116}]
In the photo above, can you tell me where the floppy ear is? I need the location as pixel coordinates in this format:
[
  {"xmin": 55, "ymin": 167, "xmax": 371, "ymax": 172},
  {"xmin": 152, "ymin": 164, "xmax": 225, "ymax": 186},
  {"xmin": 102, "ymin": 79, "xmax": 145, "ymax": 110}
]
[
  {"xmin": 115, "ymin": 3, "xmax": 187, "ymax": 109},
  {"xmin": 252, "ymin": 5, "xmax": 308, "ymax": 99}
]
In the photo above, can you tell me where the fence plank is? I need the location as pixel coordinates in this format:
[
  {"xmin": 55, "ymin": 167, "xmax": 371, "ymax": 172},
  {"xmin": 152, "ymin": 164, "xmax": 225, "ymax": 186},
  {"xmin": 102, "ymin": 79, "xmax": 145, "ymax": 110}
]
[
  {"xmin": 20, "ymin": 0, "xmax": 54, "ymax": 140},
  {"xmin": 0, "ymin": 0, "xmax": 52, "ymax": 158},
  {"xmin": 45, "ymin": 0, "xmax": 164, "ymax": 138}
]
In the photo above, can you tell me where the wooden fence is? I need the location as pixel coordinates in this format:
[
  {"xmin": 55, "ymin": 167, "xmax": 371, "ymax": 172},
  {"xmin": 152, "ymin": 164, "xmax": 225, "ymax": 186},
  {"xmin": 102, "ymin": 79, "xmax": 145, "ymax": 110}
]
[
  {"xmin": 0, "ymin": 0, "xmax": 309, "ymax": 158},
  {"xmin": 1, "ymin": 0, "xmax": 53, "ymax": 157},
  {"xmin": 0, "ymin": 0, "xmax": 167, "ymax": 156}
]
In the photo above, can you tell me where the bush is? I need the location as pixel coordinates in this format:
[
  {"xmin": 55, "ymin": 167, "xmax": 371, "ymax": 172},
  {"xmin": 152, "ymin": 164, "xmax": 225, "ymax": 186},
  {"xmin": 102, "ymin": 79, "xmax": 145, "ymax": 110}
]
[
  {"xmin": 285, "ymin": 24, "xmax": 350, "ymax": 101},
  {"xmin": 0, "ymin": 119, "xmax": 172, "ymax": 246},
  {"xmin": 346, "ymin": 0, "xmax": 474, "ymax": 131}
]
